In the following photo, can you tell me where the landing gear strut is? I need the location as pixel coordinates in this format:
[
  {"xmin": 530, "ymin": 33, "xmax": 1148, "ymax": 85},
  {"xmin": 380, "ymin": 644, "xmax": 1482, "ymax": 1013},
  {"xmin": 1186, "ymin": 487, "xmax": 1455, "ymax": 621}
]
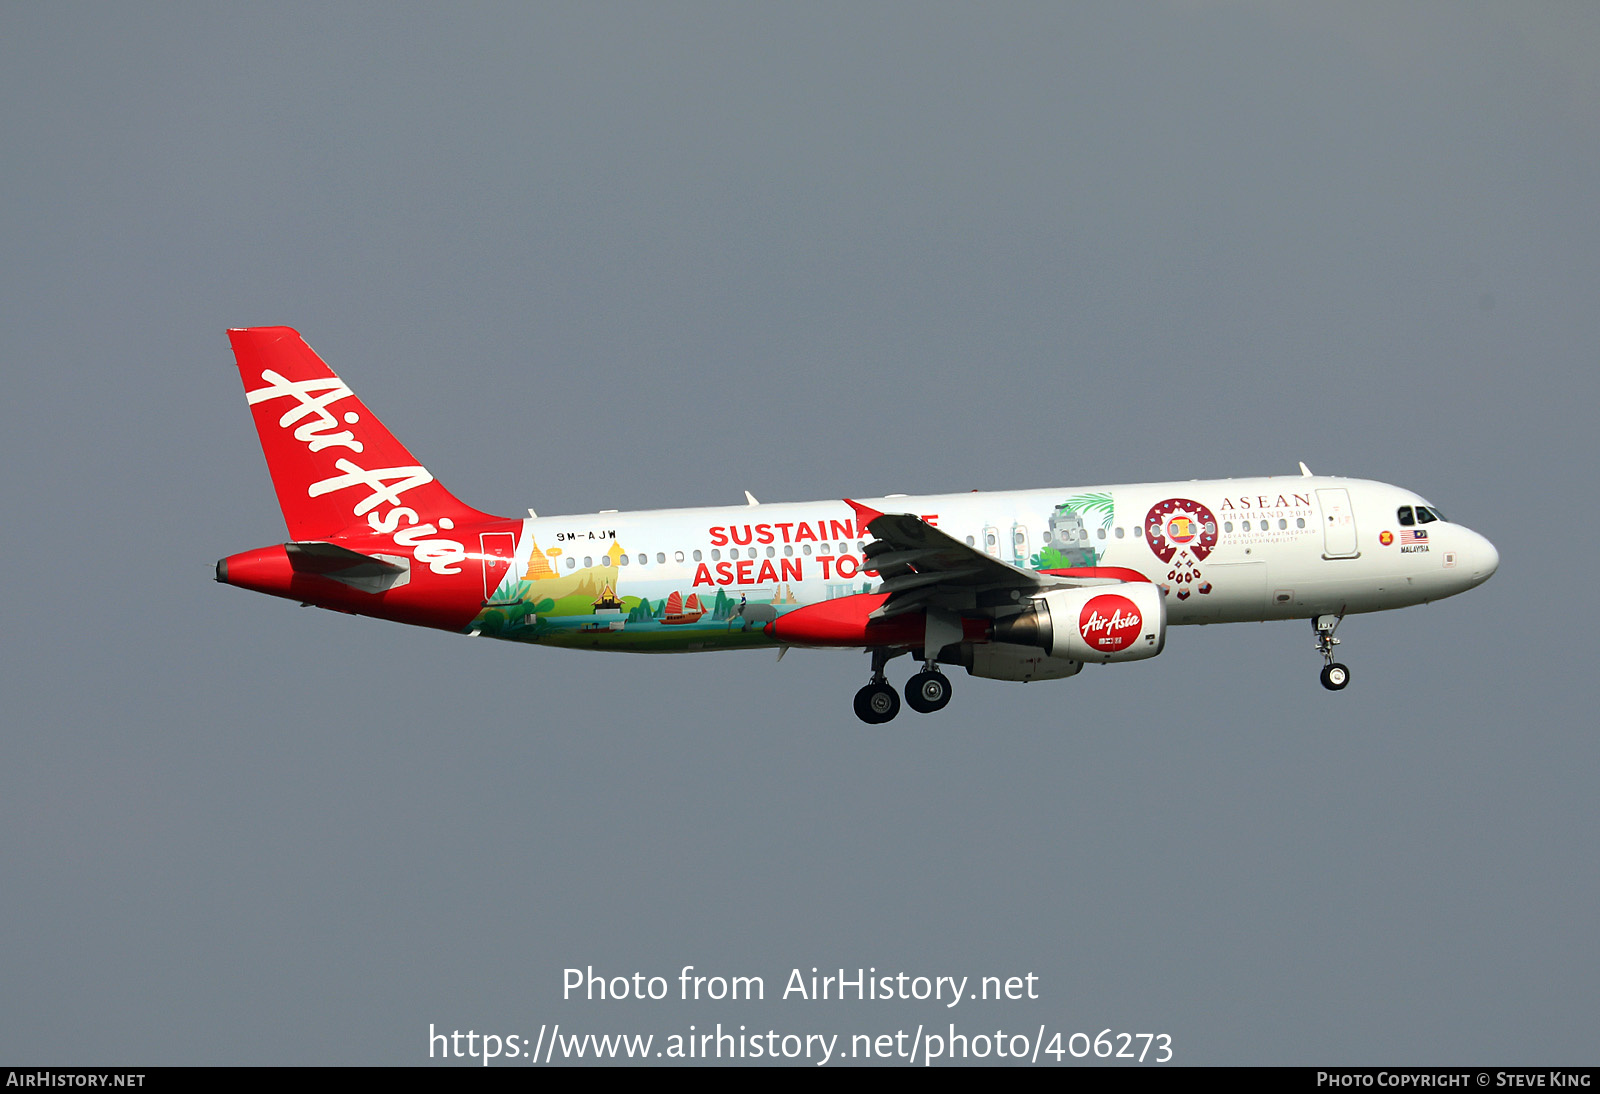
[
  {"xmin": 1314, "ymin": 614, "xmax": 1351, "ymax": 691},
  {"xmin": 853, "ymin": 648, "xmax": 901, "ymax": 724},
  {"xmin": 905, "ymin": 657, "xmax": 952, "ymax": 714}
]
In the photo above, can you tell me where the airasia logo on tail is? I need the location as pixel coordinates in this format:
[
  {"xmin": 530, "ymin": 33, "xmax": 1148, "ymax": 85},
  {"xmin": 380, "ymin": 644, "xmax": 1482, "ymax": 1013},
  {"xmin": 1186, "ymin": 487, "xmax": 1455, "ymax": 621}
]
[
  {"xmin": 1079, "ymin": 594, "xmax": 1143, "ymax": 653},
  {"xmin": 244, "ymin": 367, "xmax": 468, "ymax": 574}
]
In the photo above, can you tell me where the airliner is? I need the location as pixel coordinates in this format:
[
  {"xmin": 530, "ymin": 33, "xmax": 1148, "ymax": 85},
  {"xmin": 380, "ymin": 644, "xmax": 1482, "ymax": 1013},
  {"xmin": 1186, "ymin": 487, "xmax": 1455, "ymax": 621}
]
[{"xmin": 216, "ymin": 327, "xmax": 1499, "ymax": 723}]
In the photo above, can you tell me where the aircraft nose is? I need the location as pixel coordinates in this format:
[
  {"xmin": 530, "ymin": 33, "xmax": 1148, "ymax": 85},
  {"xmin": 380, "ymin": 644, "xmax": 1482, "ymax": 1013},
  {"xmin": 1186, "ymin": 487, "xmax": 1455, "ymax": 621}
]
[{"xmin": 1464, "ymin": 530, "xmax": 1499, "ymax": 585}]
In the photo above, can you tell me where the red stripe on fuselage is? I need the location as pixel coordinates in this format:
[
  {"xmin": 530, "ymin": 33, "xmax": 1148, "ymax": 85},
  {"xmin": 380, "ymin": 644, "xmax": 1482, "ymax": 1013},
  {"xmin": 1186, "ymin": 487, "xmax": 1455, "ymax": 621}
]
[
  {"xmin": 766, "ymin": 593, "xmax": 919, "ymax": 647},
  {"xmin": 1036, "ymin": 566, "xmax": 1152, "ymax": 583}
]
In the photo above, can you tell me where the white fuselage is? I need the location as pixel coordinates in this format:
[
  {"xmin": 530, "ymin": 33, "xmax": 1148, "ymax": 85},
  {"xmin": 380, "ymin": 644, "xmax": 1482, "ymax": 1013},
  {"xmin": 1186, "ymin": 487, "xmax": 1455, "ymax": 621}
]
[{"xmin": 480, "ymin": 475, "xmax": 1498, "ymax": 652}]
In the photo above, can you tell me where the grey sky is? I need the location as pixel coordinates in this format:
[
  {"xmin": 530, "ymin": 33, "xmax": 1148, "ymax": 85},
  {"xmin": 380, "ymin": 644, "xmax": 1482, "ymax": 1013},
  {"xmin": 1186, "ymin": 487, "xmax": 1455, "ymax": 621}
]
[{"xmin": 1, "ymin": 3, "xmax": 1594, "ymax": 1065}]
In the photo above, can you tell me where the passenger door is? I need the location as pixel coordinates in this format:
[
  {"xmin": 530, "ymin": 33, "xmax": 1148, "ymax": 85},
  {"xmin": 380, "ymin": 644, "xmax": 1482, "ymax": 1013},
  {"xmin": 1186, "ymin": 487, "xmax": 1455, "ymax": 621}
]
[{"xmin": 1316, "ymin": 489, "xmax": 1360, "ymax": 559}]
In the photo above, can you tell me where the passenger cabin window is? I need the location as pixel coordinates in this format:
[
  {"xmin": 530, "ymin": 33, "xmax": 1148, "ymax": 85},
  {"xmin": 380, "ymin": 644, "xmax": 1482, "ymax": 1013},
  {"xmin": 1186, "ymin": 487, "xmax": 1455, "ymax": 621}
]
[
  {"xmin": 1224, "ymin": 521, "xmax": 1234, "ymax": 533},
  {"xmin": 1115, "ymin": 527, "xmax": 1125, "ymax": 539},
  {"xmin": 711, "ymin": 549, "xmax": 721, "ymax": 561},
  {"xmin": 656, "ymin": 552, "xmax": 666, "ymax": 564},
  {"xmin": 674, "ymin": 551, "xmax": 684, "ymax": 563},
  {"xmin": 966, "ymin": 535, "xmax": 975, "ymax": 546},
  {"xmin": 637, "ymin": 554, "xmax": 647, "ymax": 565},
  {"xmin": 693, "ymin": 550, "xmax": 703, "ymax": 561},
  {"xmin": 1398, "ymin": 506, "xmax": 1415, "ymax": 526},
  {"xmin": 618, "ymin": 554, "xmax": 628, "ymax": 565}
]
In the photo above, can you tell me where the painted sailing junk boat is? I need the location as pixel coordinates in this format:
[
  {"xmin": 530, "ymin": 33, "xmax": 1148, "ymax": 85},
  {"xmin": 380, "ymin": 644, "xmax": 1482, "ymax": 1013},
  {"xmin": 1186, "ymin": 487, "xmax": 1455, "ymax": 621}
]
[{"xmin": 659, "ymin": 591, "xmax": 706, "ymax": 625}]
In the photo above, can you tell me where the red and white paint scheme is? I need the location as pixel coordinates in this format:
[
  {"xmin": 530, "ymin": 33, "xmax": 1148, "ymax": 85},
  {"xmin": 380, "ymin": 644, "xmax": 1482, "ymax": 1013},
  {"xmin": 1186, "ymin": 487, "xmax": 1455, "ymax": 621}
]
[{"xmin": 216, "ymin": 328, "xmax": 1500, "ymax": 723}]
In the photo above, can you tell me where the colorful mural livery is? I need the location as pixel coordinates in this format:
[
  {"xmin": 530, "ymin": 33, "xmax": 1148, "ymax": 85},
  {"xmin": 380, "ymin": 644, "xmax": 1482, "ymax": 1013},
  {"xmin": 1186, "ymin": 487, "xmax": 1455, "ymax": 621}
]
[
  {"xmin": 468, "ymin": 523, "xmax": 876, "ymax": 651},
  {"xmin": 1035, "ymin": 492, "xmax": 1114, "ymax": 570},
  {"xmin": 216, "ymin": 328, "xmax": 1499, "ymax": 722},
  {"xmin": 476, "ymin": 490, "xmax": 1134, "ymax": 650}
]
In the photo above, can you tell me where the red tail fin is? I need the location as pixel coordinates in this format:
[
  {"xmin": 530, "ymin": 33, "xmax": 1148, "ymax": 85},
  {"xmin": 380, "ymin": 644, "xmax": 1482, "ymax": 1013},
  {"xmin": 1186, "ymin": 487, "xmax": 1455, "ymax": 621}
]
[{"xmin": 229, "ymin": 327, "xmax": 497, "ymax": 540}]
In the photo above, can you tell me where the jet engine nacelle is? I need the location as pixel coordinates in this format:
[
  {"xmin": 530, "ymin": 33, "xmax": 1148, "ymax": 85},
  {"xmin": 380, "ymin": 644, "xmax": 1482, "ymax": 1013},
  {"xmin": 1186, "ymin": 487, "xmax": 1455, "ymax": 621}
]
[
  {"xmin": 991, "ymin": 583, "xmax": 1166, "ymax": 663},
  {"xmin": 961, "ymin": 641, "xmax": 1083, "ymax": 682}
]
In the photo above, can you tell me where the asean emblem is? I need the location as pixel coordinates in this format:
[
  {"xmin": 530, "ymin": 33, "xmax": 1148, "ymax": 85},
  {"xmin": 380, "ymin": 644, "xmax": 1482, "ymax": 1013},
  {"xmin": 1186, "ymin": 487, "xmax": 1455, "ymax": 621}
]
[
  {"xmin": 1379, "ymin": 530, "xmax": 1394, "ymax": 546},
  {"xmin": 1145, "ymin": 498, "xmax": 1219, "ymax": 598}
]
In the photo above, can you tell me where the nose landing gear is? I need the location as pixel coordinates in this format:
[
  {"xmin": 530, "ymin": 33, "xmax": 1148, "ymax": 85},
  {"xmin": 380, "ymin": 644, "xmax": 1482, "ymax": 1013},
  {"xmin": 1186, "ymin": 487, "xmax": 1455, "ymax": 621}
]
[{"xmin": 1314, "ymin": 613, "xmax": 1351, "ymax": 691}]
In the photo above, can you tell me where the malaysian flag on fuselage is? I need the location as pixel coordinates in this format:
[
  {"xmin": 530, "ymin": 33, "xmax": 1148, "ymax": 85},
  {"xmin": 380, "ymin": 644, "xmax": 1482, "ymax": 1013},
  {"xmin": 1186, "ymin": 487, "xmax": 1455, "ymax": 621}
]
[{"xmin": 1400, "ymin": 529, "xmax": 1429, "ymax": 544}]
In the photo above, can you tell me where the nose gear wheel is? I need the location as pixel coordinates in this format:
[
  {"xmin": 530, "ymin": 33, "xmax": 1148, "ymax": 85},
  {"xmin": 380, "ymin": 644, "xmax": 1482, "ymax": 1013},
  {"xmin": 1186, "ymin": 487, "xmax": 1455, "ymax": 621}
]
[{"xmin": 1313, "ymin": 613, "xmax": 1351, "ymax": 691}]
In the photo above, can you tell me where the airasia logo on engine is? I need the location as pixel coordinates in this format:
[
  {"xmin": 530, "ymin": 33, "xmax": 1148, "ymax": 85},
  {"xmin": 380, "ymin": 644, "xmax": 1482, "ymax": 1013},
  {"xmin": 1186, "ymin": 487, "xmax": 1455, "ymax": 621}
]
[{"xmin": 1078, "ymin": 594, "xmax": 1143, "ymax": 653}]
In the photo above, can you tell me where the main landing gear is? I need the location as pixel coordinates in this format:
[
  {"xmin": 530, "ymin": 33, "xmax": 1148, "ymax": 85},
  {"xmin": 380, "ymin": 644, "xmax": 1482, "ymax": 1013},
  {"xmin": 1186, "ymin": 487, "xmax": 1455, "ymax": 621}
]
[
  {"xmin": 1314, "ymin": 614, "xmax": 1351, "ymax": 691},
  {"xmin": 906, "ymin": 663, "xmax": 952, "ymax": 714},
  {"xmin": 854, "ymin": 680, "xmax": 899, "ymax": 724},
  {"xmin": 853, "ymin": 650, "xmax": 953, "ymax": 723}
]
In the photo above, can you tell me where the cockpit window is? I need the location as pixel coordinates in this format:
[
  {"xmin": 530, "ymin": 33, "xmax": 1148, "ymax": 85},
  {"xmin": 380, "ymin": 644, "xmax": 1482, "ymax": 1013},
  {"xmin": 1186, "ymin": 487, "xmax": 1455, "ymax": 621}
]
[
  {"xmin": 1397, "ymin": 506, "xmax": 1415, "ymax": 526},
  {"xmin": 1416, "ymin": 506, "xmax": 1439, "ymax": 524}
]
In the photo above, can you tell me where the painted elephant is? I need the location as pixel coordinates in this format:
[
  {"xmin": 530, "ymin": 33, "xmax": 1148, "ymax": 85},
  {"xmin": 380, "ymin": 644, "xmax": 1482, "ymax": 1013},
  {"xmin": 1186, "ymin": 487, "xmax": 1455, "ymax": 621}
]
[{"xmin": 728, "ymin": 600, "xmax": 778, "ymax": 631}]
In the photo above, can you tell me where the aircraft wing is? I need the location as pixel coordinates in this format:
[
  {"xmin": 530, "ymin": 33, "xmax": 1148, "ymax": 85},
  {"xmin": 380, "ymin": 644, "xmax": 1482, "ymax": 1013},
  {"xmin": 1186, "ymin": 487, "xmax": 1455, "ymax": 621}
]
[{"xmin": 846, "ymin": 499, "xmax": 1148, "ymax": 621}]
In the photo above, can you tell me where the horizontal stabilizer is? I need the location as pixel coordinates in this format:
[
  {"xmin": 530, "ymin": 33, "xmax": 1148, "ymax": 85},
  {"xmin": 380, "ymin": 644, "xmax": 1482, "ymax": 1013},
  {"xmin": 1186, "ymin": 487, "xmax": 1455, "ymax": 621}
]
[
  {"xmin": 286, "ymin": 540, "xmax": 404, "ymax": 575},
  {"xmin": 285, "ymin": 541, "xmax": 410, "ymax": 594}
]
